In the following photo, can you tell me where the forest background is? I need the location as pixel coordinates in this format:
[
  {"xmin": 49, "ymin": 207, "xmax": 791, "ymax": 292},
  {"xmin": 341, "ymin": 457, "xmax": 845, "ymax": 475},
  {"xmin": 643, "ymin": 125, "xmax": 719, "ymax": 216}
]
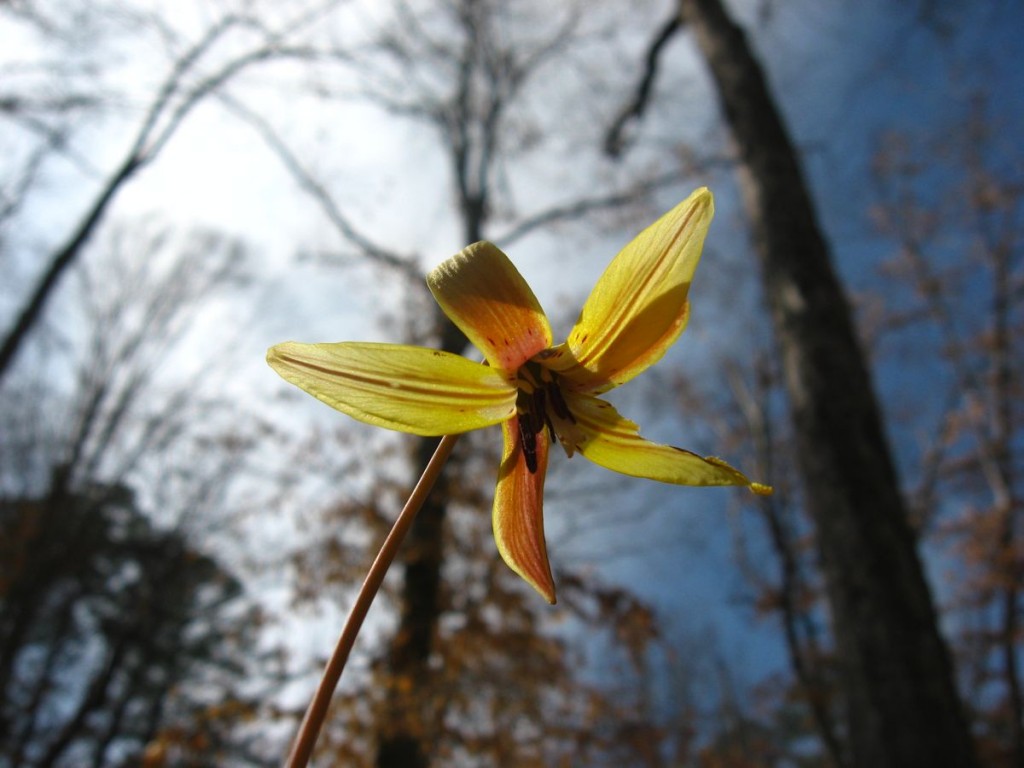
[{"xmin": 1, "ymin": 0, "xmax": 1020, "ymax": 766}]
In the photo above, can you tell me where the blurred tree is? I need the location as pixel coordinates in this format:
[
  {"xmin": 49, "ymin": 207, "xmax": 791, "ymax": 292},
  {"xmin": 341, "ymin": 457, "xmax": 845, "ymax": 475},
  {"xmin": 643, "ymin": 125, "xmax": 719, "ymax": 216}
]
[
  {"xmin": 870, "ymin": 98, "xmax": 1023, "ymax": 766},
  {"xmin": 607, "ymin": 1, "xmax": 977, "ymax": 766},
  {"xmin": 0, "ymin": 0, "xmax": 351, "ymax": 380},
  {"xmin": 0, "ymin": 473, "xmax": 265, "ymax": 767},
  {"xmin": 0, "ymin": 220, "xmax": 280, "ymax": 766},
  {"xmin": 237, "ymin": 1, "xmax": 696, "ymax": 763},
  {"xmin": 674, "ymin": 354, "xmax": 846, "ymax": 768},
  {"xmin": 348, "ymin": 4, "xmax": 584, "ymax": 762}
]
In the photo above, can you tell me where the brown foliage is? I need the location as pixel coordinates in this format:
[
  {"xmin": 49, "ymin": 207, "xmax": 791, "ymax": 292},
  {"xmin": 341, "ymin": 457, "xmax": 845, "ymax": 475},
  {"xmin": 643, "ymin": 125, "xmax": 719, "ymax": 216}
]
[
  {"xmin": 282, "ymin": 427, "xmax": 678, "ymax": 766},
  {"xmin": 871, "ymin": 97, "xmax": 1024, "ymax": 765}
]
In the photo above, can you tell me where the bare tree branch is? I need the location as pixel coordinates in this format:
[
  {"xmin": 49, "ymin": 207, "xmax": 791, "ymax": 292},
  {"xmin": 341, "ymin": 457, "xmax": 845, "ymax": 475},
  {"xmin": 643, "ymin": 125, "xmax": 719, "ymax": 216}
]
[
  {"xmin": 218, "ymin": 94, "xmax": 421, "ymax": 279},
  {"xmin": 603, "ymin": 12, "xmax": 684, "ymax": 159},
  {"xmin": 492, "ymin": 171, "xmax": 690, "ymax": 247},
  {"xmin": 0, "ymin": 5, "xmax": 352, "ymax": 381}
]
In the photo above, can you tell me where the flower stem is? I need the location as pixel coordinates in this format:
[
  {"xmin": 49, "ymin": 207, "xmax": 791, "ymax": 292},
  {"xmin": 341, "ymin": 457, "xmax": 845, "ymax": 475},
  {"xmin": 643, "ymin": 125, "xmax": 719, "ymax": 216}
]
[{"xmin": 284, "ymin": 434, "xmax": 460, "ymax": 768}]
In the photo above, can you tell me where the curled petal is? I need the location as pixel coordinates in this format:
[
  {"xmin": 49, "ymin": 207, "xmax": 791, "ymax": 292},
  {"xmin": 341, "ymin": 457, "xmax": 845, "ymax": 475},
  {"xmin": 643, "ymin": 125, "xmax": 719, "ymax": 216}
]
[
  {"xmin": 267, "ymin": 341, "xmax": 516, "ymax": 435},
  {"xmin": 493, "ymin": 415, "xmax": 556, "ymax": 603},
  {"xmin": 569, "ymin": 393, "xmax": 766, "ymax": 490},
  {"xmin": 428, "ymin": 241, "xmax": 553, "ymax": 374},
  {"xmin": 541, "ymin": 188, "xmax": 713, "ymax": 394}
]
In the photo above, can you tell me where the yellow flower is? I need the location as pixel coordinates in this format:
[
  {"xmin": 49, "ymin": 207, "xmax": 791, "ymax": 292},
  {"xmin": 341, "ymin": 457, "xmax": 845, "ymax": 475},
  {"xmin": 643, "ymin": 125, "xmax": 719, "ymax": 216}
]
[{"xmin": 268, "ymin": 188, "xmax": 770, "ymax": 603}]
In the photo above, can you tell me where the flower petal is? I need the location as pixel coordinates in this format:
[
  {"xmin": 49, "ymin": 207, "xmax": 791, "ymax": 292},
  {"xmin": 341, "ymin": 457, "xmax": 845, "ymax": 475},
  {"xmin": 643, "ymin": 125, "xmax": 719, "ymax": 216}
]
[
  {"xmin": 569, "ymin": 393, "xmax": 766, "ymax": 489},
  {"xmin": 493, "ymin": 415, "xmax": 556, "ymax": 603},
  {"xmin": 541, "ymin": 188, "xmax": 713, "ymax": 394},
  {"xmin": 428, "ymin": 241, "xmax": 553, "ymax": 374},
  {"xmin": 267, "ymin": 341, "xmax": 516, "ymax": 435}
]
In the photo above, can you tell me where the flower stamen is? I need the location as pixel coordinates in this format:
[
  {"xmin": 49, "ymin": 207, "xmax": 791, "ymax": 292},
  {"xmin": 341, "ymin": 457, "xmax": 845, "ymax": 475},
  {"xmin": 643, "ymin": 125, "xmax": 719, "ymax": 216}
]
[
  {"xmin": 547, "ymin": 383, "xmax": 574, "ymax": 424},
  {"xmin": 518, "ymin": 409, "xmax": 540, "ymax": 473},
  {"xmin": 515, "ymin": 362, "xmax": 584, "ymax": 462}
]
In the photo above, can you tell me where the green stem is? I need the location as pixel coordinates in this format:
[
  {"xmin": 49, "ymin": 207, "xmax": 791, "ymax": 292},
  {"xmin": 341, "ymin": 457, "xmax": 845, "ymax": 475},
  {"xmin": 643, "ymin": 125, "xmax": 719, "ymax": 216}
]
[{"xmin": 284, "ymin": 434, "xmax": 460, "ymax": 768}]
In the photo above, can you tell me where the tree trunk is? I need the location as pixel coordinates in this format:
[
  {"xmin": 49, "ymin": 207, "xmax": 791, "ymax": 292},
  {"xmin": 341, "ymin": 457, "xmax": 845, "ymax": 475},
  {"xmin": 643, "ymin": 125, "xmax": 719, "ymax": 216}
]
[
  {"xmin": 375, "ymin": 318, "xmax": 467, "ymax": 768},
  {"xmin": 375, "ymin": 78, "xmax": 490, "ymax": 766},
  {"xmin": 677, "ymin": 1, "xmax": 975, "ymax": 765}
]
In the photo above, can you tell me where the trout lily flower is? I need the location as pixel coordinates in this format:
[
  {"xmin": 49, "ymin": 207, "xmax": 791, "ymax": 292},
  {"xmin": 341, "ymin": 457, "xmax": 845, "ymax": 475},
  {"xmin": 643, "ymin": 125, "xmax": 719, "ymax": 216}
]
[{"xmin": 268, "ymin": 188, "xmax": 770, "ymax": 603}]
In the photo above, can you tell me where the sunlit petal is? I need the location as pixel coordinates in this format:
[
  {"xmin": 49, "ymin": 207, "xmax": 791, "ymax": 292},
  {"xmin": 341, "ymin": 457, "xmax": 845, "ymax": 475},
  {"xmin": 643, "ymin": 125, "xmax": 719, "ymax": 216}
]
[
  {"xmin": 428, "ymin": 241, "xmax": 553, "ymax": 374},
  {"xmin": 541, "ymin": 188, "xmax": 713, "ymax": 394},
  {"xmin": 493, "ymin": 416, "xmax": 556, "ymax": 603},
  {"xmin": 267, "ymin": 341, "xmax": 517, "ymax": 436},
  {"xmin": 569, "ymin": 393, "xmax": 768, "ymax": 491}
]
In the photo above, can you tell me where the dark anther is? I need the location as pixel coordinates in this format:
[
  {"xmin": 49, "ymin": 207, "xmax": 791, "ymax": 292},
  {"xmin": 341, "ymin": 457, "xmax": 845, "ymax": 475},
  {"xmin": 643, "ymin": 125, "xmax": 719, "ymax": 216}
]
[
  {"xmin": 532, "ymin": 387, "xmax": 555, "ymax": 440},
  {"xmin": 547, "ymin": 383, "xmax": 575, "ymax": 423},
  {"xmin": 518, "ymin": 413, "xmax": 538, "ymax": 474},
  {"xmin": 532, "ymin": 387, "xmax": 546, "ymax": 419}
]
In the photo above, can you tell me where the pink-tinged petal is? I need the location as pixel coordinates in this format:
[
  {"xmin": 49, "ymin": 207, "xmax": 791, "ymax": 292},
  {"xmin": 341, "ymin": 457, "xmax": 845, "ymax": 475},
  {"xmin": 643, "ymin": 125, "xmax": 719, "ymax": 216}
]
[
  {"xmin": 493, "ymin": 415, "xmax": 556, "ymax": 603},
  {"xmin": 541, "ymin": 189, "xmax": 713, "ymax": 394},
  {"xmin": 428, "ymin": 241, "xmax": 553, "ymax": 374},
  {"xmin": 267, "ymin": 341, "xmax": 517, "ymax": 436},
  {"xmin": 569, "ymin": 392, "xmax": 769, "ymax": 491}
]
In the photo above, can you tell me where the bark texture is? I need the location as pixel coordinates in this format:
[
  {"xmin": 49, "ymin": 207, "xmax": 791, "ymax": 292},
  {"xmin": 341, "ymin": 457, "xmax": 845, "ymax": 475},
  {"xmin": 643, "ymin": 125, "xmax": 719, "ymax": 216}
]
[{"xmin": 677, "ymin": 0, "xmax": 975, "ymax": 765}]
